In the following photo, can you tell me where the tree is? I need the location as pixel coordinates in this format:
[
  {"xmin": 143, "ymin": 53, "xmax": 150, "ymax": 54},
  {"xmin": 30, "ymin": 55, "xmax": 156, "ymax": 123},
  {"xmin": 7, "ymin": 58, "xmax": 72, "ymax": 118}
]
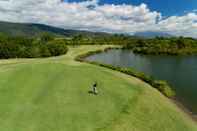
[
  {"xmin": 40, "ymin": 33, "xmax": 54, "ymax": 42},
  {"xmin": 46, "ymin": 41, "xmax": 68, "ymax": 56}
]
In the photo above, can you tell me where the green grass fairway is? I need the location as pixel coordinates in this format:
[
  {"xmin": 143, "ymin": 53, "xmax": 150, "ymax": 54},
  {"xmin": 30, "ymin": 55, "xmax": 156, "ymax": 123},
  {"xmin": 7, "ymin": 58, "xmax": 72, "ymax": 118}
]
[{"xmin": 0, "ymin": 46, "xmax": 196, "ymax": 131}]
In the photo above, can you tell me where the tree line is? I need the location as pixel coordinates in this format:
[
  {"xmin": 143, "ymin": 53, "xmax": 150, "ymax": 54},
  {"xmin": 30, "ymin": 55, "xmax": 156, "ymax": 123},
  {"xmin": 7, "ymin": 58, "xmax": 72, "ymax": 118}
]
[
  {"xmin": 1, "ymin": 32, "xmax": 197, "ymax": 59},
  {"xmin": 58, "ymin": 34, "xmax": 197, "ymax": 55},
  {"xmin": 123, "ymin": 37, "xmax": 197, "ymax": 55},
  {"xmin": 0, "ymin": 33, "xmax": 68, "ymax": 59}
]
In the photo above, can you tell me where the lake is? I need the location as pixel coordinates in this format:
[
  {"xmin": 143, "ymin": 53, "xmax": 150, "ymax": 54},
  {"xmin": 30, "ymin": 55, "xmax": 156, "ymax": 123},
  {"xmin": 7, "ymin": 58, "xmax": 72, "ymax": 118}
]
[{"xmin": 86, "ymin": 49, "xmax": 197, "ymax": 115}]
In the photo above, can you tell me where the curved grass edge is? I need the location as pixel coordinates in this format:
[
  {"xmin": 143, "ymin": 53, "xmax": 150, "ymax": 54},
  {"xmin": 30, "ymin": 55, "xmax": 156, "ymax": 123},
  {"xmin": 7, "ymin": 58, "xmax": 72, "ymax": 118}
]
[
  {"xmin": 75, "ymin": 47, "xmax": 175, "ymax": 98},
  {"xmin": 74, "ymin": 46, "xmax": 197, "ymax": 122}
]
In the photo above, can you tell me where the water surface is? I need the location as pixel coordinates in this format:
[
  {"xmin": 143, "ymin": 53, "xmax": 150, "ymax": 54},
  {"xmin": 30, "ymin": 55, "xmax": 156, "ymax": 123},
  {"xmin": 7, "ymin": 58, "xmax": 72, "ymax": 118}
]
[{"xmin": 86, "ymin": 49, "xmax": 197, "ymax": 114}]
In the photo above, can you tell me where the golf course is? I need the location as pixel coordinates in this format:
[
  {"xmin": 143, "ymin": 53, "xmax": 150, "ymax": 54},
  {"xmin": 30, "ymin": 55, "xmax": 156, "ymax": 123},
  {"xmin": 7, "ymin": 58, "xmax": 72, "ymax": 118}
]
[{"xmin": 0, "ymin": 45, "xmax": 196, "ymax": 131}]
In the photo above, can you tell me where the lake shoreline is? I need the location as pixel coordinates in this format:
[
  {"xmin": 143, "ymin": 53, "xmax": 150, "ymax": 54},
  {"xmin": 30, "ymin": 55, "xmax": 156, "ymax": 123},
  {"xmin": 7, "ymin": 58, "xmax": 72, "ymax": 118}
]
[
  {"xmin": 77, "ymin": 47, "xmax": 197, "ymax": 123},
  {"xmin": 171, "ymin": 97, "xmax": 197, "ymax": 122}
]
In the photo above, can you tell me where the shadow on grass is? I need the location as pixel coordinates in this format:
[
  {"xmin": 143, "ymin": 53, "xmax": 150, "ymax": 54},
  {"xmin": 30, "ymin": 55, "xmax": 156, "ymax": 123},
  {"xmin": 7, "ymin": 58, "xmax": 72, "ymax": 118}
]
[{"xmin": 88, "ymin": 90, "xmax": 98, "ymax": 95}]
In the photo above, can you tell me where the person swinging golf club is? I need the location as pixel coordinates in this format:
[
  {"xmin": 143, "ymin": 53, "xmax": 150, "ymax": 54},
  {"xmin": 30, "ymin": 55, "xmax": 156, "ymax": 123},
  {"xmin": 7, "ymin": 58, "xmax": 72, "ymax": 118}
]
[{"xmin": 92, "ymin": 82, "xmax": 98, "ymax": 95}]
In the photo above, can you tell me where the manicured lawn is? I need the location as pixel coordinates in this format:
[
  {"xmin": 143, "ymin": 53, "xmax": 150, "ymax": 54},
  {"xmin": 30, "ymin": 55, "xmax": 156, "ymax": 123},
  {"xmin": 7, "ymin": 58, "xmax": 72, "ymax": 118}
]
[{"xmin": 0, "ymin": 45, "xmax": 196, "ymax": 131}]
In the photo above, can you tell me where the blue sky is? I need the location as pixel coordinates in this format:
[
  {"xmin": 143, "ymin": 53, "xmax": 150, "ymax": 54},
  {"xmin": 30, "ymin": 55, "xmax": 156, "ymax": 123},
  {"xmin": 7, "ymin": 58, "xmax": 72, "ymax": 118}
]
[
  {"xmin": 0, "ymin": 0, "xmax": 197, "ymax": 37},
  {"xmin": 67, "ymin": 0, "xmax": 197, "ymax": 16}
]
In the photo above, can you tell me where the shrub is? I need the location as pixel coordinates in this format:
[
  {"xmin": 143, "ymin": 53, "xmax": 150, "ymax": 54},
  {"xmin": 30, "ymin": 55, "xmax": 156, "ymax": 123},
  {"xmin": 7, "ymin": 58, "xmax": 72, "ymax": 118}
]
[
  {"xmin": 46, "ymin": 41, "xmax": 68, "ymax": 56},
  {"xmin": 40, "ymin": 33, "xmax": 54, "ymax": 42},
  {"xmin": 153, "ymin": 80, "xmax": 175, "ymax": 97},
  {"xmin": 40, "ymin": 45, "xmax": 51, "ymax": 57}
]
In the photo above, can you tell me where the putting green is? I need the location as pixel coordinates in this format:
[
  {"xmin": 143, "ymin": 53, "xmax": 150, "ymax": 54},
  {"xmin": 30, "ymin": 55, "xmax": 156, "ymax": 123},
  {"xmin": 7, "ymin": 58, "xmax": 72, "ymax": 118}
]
[{"xmin": 0, "ymin": 45, "xmax": 196, "ymax": 131}]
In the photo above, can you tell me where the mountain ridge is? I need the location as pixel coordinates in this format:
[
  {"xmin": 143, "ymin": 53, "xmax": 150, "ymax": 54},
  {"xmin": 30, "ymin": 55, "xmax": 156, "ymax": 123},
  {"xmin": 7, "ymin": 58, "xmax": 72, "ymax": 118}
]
[
  {"xmin": 134, "ymin": 31, "xmax": 173, "ymax": 38},
  {"xmin": 0, "ymin": 21, "xmax": 110, "ymax": 37}
]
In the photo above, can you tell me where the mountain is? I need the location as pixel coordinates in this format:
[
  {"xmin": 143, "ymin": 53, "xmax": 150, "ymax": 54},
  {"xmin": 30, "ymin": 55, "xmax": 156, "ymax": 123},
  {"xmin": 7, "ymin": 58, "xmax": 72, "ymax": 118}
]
[
  {"xmin": 134, "ymin": 31, "xmax": 173, "ymax": 38},
  {"xmin": 0, "ymin": 21, "xmax": 109, "ymax": 37},
  {"xmin": 0, "ymin": 21, "xmax": 174, "ymax": 39}
]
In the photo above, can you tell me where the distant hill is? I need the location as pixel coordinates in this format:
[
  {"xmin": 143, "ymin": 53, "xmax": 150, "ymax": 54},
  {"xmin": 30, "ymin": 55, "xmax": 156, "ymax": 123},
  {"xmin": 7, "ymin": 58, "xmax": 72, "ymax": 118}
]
[
  {"xmin": 134, "ymin": 31, "xmax": 173, "ymax": 38},
  {"xmin": 0, "ymin": 21, "xmax": 110, "ymax": 37},
  {"xmin": 0, "ymin": 21, "xmax": 175, "ymax": 39}
]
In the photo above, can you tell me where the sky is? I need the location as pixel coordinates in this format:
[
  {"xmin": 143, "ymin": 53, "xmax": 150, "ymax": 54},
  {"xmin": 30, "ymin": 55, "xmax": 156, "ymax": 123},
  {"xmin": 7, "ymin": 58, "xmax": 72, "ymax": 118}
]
[
  {"xmin": 68, "ymin": 0, "xmax": 197, "ymax": 16},
  {"xmin": 0, "ymin": 0, "xmax": 197, "ymax": 37}
]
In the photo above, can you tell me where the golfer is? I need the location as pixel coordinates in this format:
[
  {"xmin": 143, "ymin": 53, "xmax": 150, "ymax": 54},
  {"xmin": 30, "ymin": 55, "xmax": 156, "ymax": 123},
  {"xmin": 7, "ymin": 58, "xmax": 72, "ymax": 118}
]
[{"xmin": 93, "ymin": 82, "xmax": 98, "ymax": 95}]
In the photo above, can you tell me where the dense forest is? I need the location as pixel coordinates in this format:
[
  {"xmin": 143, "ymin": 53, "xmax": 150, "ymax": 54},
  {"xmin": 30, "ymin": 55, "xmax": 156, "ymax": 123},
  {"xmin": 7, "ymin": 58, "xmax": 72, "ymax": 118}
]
[{"xmin": 0, "ymin": 33, "xmax": 68, "ymax": 59}]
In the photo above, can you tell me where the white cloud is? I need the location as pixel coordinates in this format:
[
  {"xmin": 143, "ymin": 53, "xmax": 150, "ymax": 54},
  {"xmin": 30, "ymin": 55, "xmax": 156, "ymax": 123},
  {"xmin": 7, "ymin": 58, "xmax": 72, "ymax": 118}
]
[
  {"xmin": 157, "ymin": 13, "xmax": 197, "ymax": 37},
  {"xmin": 0, "ymin": 0, "xmax": 196, "ymax": 37}
]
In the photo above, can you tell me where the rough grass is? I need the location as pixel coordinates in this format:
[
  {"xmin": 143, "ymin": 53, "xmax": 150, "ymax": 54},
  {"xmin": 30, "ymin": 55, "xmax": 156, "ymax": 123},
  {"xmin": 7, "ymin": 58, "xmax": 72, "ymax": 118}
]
[{"xmin": 0, "ymin": 45, "xmax": 196, "ymax": 131}]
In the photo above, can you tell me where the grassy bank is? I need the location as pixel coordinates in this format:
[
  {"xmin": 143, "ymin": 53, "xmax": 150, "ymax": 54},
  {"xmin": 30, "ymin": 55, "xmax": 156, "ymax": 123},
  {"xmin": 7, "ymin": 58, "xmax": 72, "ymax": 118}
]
[
  {"xmin": 75, "ymin": 48, "xmax": 175, "ymax": 98},
  {"xmin": 0, "ymin": 45, "xmax": 196, "ymax": 131}
]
